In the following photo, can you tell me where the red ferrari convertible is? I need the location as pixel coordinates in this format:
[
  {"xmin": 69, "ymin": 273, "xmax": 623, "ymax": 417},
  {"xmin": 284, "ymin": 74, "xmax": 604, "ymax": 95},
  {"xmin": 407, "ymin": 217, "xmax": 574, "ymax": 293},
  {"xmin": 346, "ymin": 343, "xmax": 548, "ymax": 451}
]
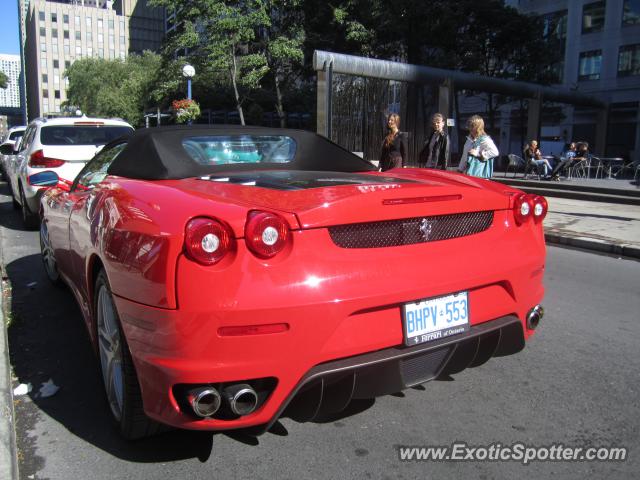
[{"xmin": 36, "ymin": 126, "xmax": 547, "ymax": 439}]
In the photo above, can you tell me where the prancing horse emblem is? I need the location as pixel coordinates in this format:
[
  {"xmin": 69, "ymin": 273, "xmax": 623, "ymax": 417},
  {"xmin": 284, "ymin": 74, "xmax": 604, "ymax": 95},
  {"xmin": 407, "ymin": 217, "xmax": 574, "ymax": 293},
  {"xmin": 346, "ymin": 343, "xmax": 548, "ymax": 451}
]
[{"xmin": 419, "ymin": 218, "xmax": 433, "ymax": 241}]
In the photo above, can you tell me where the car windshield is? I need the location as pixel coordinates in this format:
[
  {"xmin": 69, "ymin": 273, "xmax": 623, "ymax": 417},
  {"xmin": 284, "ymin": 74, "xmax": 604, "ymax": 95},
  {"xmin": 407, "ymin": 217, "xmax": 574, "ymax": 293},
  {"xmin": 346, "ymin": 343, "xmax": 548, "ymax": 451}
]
[
  {"xmin": 181, "ymin": 135, "xmax": 297, "ymax": 165},
  {"xmin": 40, "ymin": 125, "xmax": 133, "ymax": 146},
  {"xmin": 9, "ymin": 130, "xmax": 25, "ymax": 141}
]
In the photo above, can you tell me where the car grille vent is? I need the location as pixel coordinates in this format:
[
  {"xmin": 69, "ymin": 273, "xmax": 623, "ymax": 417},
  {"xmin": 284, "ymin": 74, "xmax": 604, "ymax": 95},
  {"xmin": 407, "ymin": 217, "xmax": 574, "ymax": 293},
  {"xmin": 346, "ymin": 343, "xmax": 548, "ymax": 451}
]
[{"xmin": 328, "ymin": 211, "xmax": 494, "ymax": 248}]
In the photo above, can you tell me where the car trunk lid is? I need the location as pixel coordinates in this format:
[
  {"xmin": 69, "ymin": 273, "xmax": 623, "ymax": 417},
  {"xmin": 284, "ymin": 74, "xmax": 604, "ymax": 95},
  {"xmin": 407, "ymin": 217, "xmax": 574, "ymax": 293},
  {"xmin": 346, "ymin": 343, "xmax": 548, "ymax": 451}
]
[{"xmin": 173, "ymin": 170, "xmax": 513, "ymax": 230}]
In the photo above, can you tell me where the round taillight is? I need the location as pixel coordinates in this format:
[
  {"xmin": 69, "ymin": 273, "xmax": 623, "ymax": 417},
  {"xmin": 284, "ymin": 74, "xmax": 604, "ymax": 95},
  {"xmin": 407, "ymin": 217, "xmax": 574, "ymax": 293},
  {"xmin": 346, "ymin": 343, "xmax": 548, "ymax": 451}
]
[
  {"xmin": 513, "ymin": 193, "xmax": 534, "ymax": 225},
  {"xmin": 532, "ymin": 195, "xmax": 548, "ymax": 223},
  {"xmin": 245, "ymin": 211, "xmax": 291, "ymax": 259},
  {"xmin": 184, "ymin": 217, "xmax": 235, "ymax": 265}
]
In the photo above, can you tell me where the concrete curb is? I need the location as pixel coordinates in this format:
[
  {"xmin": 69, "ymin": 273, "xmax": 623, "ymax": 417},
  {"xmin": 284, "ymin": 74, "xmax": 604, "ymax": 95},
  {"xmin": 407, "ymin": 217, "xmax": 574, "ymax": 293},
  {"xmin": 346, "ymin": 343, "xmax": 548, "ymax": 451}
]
[
  {"xmin": 545, "ymin": 232, "xmax": 640, "ymax": 260},
  {"xmin": 0, "ymin": 258, "xmax": 18, "ymax": 479}
]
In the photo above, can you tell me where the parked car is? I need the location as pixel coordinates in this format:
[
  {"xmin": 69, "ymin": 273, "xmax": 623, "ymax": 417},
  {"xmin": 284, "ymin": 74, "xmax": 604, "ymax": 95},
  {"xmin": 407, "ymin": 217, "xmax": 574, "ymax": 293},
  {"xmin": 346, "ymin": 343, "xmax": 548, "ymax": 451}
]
[
  {"xmin": 38, "ymin": 125, "xmax": 547, "ymax": 439},
  {"xmin": 0, "ymin": 116, "xmax": 133, "ymax": 228},
  {"xmin": 0, "ymin": 125, "xmax": 26, "ymax": 179}
]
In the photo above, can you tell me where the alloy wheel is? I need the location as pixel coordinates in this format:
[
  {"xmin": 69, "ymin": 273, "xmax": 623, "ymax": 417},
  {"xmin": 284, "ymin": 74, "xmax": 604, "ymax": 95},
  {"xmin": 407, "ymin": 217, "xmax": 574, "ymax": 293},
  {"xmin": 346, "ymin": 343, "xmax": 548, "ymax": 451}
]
[{"xmin": 97, "ymin": 285, "xmax": 125, "ymax": 421}]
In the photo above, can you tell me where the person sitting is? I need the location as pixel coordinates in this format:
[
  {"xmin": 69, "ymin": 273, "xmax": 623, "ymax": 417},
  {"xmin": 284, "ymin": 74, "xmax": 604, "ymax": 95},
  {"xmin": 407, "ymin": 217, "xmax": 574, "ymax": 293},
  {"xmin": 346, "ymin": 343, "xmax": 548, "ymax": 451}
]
[
  {"xmin": 550, "ymin": 142, "xmax": 577, "ymax": 181},
  {"xmin": 523, "ymin": 140, "xmax": 552, "ymax": 178}
]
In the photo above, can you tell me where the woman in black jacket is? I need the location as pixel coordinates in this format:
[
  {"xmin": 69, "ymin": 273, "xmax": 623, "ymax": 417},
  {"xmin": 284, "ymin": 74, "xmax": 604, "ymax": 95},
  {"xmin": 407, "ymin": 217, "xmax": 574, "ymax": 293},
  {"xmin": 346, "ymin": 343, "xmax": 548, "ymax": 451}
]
[
  {"xmin": 419, "ymin": 113, "xmax": 450, "ymax": 170},
  {"xmin": 379, "ymin": 113, "xmax": 406, "ymax": 171}
]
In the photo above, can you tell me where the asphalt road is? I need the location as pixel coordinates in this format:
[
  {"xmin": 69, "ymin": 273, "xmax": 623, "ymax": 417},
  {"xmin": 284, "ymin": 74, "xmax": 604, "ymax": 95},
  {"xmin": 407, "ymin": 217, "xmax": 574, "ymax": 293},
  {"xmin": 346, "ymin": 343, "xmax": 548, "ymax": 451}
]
[{"xmin": 1, "ymin": 179, "xmax": 639, "ymax": 480}]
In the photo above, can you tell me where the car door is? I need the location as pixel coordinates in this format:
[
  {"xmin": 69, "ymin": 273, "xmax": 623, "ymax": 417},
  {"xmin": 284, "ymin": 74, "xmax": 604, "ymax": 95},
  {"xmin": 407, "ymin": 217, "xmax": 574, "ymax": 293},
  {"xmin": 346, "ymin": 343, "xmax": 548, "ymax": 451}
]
[{"xmin": 68, "ymin": 142, "xmax": 127, "ymax": 314}]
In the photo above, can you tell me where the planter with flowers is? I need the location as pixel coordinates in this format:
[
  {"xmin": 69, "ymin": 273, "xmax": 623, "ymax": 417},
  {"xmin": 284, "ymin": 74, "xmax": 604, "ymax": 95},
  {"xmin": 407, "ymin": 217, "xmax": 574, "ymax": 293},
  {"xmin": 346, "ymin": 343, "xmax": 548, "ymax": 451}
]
[{"xmin": 172, "ymin": 99, "xmax": 201, "ymax": 124}]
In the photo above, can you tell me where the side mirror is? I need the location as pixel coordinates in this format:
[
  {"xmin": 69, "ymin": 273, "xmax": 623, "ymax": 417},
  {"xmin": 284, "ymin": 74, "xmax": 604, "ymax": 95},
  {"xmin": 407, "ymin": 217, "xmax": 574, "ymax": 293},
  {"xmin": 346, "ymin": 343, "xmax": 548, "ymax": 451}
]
[
  {"xmin": 28, "ymin": 170, "xmax": 60, "ymax": 187},
  {"xmin": 0, "ymin": 144, "xmax": 14, "ymax": 155},
  {"xmin": 12, "ymin": 137, "xmax": 23, "ymax": 153}
]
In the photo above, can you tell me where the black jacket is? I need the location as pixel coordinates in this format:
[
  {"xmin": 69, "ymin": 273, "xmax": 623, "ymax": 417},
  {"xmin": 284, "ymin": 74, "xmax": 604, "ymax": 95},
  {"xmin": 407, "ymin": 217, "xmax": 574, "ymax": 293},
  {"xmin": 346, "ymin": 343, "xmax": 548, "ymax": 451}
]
[
  {"xmin": 380, "ymin": 132, "xmax": 407, "ymax": 171},
  {"xmin": 419, "ymin": 130, "xmax": 450, "ymax": 169}
]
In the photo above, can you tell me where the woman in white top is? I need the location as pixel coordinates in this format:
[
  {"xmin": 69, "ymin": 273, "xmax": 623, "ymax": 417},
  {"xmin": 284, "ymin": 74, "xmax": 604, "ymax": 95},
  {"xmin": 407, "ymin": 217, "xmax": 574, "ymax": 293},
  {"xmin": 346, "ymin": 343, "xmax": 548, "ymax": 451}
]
[{"xmin": 457, "ymin": 115, "xmax": 499, "ymax": 179}]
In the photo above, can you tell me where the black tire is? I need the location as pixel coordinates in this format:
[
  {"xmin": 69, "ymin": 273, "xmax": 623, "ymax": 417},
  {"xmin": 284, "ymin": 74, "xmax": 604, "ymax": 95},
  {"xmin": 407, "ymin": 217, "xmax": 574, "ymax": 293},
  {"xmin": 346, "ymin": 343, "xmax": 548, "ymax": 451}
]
[
  {"xmin": 94, "ymin": 270, "xmax": 163, "ymax": 440},
  {"xmin": 39, "ymin": 222, "xmax": 63, "ymax": 287},
  {"xmin": 19, "ymin": 186, "xmax": 39, "ymax": 230}
]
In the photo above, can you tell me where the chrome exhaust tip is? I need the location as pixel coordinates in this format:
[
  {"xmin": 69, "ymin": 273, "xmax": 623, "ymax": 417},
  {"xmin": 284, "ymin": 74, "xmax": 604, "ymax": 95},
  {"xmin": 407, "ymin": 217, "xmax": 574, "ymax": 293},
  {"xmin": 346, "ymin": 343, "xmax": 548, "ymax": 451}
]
[
  {"xmin": 188, "ymin": 387, "xmax": 222, "ymax": 418},
  {"xmin": 223, "ymin": 384, "xmax": 259, "ymax": 416},
  {"xmin": 526, "ymin": 304, "xmax": 544, "ymax": 330}
]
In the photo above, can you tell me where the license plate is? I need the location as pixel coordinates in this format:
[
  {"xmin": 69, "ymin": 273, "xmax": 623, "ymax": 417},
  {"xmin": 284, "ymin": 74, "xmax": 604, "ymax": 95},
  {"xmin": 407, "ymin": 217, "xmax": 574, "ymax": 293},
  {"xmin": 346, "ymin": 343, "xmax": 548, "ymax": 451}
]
[{"xmin": 403, "ymin": 292, "xmax": 469, "ymax": 346}]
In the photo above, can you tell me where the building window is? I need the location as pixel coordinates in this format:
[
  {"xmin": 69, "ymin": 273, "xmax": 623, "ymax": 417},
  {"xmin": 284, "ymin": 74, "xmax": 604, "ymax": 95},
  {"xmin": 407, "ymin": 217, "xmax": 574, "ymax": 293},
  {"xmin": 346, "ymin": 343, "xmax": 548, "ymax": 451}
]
[
  {"xmin": 43, "ymin": 89, "xmax": 49, "ymax": 98},
  {"xmin": 64, "ymin": 44, "xmax": 70, "ymax": 56},
  {"xmin": 119, "ymin": 35, "xmax": 125, "ymax": 45},
  {"xmin": 51, "ymin": 13, "xmax": 57, "ymax": 23},
  {"xmin": 52, "ymin": 43, "xmax": 58, "ymax": 55},
  {"xmin": 42, "ymin": 74, "xmax": 48, "ymax": 83},
  {"xmin": 120, "ymin": 20, "xmax": 125, "ymax": 30},
  {"xmin": 43, "ymin": 100, "xmax": 49, "ymax": 112},
  {"xmin": 108, "ymin": 19, "xmax": 114, "ymax": 30},
  {"xmin": 52, "ymin": 28, "xmax": 58, "ymax": 38},
  {"xmin": 63, "ymin": 30, "xmax": 69, "ymax": 39},
  {"xmin": 579, "ymin": 50, "xmax": 602, "ymax": 80},
  {"xmin": 109, "ymin": 34, "xmax": 115, "ymax": 47},
  {"xmin": 87, "ymin": 46, "xmax": 93, "ymax": 57},
  {"xmin": 76, "ymin": 45, "xmax": 82, "ymax": 56},
  {"xmin": 40, "ymin": 27, "xmax": 46, "ymax": 37},
  {"xmin": 98, "ymin": 18, "xmax": 103, "ymax": 29},
  {"xmin": 618, "ymin": 44, "xmax": 640, "ymax": 76},
  {"xmin": 65, "ymin": 60, "xmax": 71, "ymax": 69},
  {"xmin": 53, "ymin": 59, "xmax": 59, "ymax": 68},
  {"xmin": 63, "ymin": 14, "xmax": 69, "ymax": 24},
  {"xmin": 39, "ymin": 11, "xmax": 45, "ymax": 21},
  {"xmin": 75, "ymin": 31, "xmax": 81, "ymax": 40},
  {"xmin": 75, "ymin": 16, "xmax": 80, "ymax": 26},
  {"xmin": 86, "ymin": 32, "xmax": 92, "ymax": 42},
  {"xmin": 583, "ymin": 1, "xmax": 606, "ymax": 33},
  {"xmin": 98, "ymin": 33, "xmax": 103, "ymax": 43},
  {"xmin": 54, "ymin": 74, "xmax": 60, "ymax": 86},
  {"xmin": 55, "ymin": 90, "xmax": 60, "ymax": 99},
  {"xmin": 40, "ymin": 42, "xmax": 47, "ymax": 52},
  {"xmin": 86, "ymin": 17, "xmax": 92, "ymax": 28},
  {"xmin": 623, "ymin": 0, "xmax": 640, "ymax": 25}
]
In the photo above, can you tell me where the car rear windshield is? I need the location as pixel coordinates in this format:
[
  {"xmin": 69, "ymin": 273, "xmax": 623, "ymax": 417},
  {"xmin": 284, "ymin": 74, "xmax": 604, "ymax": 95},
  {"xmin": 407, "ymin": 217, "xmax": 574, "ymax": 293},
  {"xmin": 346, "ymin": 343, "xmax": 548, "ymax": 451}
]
[
  {"xmin": 9, "ymin": 130, "xmax": 25, "ymax": 141},
  {"xmin": 181, "ymin": 135, "xmax": 297, "ymax": 165},
  {"xmin": 40, "ymin": 125, "xmax": 133, "ymax": 146}
]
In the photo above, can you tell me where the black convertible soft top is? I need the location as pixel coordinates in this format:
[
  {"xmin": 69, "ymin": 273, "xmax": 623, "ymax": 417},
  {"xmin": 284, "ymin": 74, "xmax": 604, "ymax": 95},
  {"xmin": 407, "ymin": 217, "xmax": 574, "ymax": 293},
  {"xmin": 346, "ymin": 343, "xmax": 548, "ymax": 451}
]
[{"xmin": 107, "ymin": 125, "xmax": 376, "ymax": 180}]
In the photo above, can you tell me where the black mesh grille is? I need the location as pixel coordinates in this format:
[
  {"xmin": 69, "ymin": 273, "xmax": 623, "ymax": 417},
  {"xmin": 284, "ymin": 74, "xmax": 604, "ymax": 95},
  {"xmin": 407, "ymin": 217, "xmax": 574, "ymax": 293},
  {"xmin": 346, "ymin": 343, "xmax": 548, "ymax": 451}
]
[{"xmin": 328, "ymin": 211, "xmax": 494, "ymax": 248}]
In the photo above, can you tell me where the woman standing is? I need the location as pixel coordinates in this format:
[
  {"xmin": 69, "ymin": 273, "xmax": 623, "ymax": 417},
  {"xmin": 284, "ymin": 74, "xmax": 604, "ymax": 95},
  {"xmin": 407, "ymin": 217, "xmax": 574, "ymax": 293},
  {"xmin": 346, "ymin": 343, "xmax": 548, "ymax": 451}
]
[
  {"xmin": 379, "ymin": 113, "xmax": 406, "ymax": 171},
  {"xmin": 457, "ymin": 115, "xmax": 499, "ymax": 179},
  {"xmin": 419, "ymin": 113, "xmax": 450, "ymax": 169}
]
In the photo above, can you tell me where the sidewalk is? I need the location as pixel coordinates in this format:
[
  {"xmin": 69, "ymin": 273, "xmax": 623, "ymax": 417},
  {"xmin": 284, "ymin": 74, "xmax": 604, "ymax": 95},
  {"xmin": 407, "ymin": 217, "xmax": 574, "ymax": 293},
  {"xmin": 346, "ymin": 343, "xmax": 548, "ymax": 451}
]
[{"xmin": 544, "ymin": 197, "xmax": 640, "ymax": 259}]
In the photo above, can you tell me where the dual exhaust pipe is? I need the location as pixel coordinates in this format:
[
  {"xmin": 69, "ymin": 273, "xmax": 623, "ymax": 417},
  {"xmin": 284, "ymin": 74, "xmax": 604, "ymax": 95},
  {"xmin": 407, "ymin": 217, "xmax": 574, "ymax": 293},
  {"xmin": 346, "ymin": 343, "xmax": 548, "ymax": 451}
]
[
  {"xmin": 527, "ymin": 304, "xmax": 544, "ymax": 330},
  {"xmin": 188, "ymin": 383, "xmax": 259, "ymax": 418}
]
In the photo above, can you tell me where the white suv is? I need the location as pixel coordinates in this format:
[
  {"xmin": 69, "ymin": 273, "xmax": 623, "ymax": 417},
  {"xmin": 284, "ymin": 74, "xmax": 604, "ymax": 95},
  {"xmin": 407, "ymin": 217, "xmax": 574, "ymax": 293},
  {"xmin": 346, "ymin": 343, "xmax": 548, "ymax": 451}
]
[{"xmin": 5, "ymin": 116, "xmax": 133, "ymax": 228}]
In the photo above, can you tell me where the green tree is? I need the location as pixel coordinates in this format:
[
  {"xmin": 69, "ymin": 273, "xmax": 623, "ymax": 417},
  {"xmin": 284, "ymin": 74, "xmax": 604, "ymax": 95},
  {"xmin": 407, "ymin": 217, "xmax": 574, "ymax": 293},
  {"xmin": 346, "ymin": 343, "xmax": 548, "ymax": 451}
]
[
  {"xmin": 151, "ymin": 0, "xmax": 270, "ymax": 125},
  {"xmin": 64, "ymin": 52, "xmax": 163, "ymax": 126},
  {"xmin": 0, "ymin": 70, "xmax": 8, "ymax": 89},
  {"xmin": 261, "ymin": 0, "xmax": 305, "ymax": 127}
]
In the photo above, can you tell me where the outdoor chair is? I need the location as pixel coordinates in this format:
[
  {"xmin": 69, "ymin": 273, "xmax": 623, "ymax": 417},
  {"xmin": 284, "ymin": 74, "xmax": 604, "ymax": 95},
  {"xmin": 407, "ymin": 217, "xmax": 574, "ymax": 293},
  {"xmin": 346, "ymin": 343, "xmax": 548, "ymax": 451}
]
[
  {"xmin": 523, "ymin": 159, "xmax": 543, "ymax": 180},
  {"xmin": 505, "ymin": 154, "xmax": 525, "ymax": 178}
]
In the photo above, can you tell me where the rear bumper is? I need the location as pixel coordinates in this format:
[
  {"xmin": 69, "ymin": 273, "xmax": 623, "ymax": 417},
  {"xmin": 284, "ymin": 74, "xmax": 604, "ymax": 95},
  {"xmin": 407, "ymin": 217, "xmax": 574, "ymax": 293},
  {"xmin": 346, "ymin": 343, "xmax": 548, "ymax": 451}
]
[{"xmin": 265, "ymin": 314, "xmax": 524, "ymax": 432}]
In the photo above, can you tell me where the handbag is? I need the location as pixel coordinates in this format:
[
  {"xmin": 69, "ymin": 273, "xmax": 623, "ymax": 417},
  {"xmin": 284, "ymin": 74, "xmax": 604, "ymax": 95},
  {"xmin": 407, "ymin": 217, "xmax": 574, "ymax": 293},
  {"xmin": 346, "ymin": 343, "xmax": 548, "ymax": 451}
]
[{"xmin": 465, "ymin": 135, "xmax": 494, "ymax": 179}]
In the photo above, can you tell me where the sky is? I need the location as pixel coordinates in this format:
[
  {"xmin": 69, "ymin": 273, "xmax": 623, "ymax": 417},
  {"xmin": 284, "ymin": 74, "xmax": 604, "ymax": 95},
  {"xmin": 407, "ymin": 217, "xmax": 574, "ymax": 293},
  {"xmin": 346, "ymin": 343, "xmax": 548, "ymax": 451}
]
[{"xmin": 0, "ymin": 0, "xmax": 21, "ymax": 56}]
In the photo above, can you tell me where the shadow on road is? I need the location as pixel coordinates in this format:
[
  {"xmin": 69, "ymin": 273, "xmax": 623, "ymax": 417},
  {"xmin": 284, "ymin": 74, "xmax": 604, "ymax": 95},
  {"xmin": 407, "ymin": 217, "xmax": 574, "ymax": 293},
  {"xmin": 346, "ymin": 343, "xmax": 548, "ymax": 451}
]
[{"xmin": 4, "ymin": 252, "xmax": 378, "ymax": 464}]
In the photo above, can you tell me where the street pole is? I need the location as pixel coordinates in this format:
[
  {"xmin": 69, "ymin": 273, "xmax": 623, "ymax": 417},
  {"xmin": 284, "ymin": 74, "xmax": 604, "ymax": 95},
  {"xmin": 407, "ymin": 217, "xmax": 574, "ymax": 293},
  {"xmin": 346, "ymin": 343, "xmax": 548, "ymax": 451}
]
[{"xmin": 182, "ymin": 64, "xmax": 196, "ymax": 125}]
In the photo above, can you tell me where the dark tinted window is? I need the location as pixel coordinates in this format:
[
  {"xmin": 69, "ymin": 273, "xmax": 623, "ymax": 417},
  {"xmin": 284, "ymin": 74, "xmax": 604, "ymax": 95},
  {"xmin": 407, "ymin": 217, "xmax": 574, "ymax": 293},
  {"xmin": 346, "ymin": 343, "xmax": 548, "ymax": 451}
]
[
  {"xmin": 8, "ymin": 130, "xmax": 25, "ymax": 141},
  {"xmin": 40, "ymin": 125, "xmax": 133, "ymax": 146},
  {"xmin": 623, "ymin": 0, "xmax": 640, "ymax": 25},
  {"xmin": 181, "ymin": 135, "xmax": 297, "ymax": 165},
  {"xmin": 75, "ymin": 143, "xmax": 127, "ymax": 189}
]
